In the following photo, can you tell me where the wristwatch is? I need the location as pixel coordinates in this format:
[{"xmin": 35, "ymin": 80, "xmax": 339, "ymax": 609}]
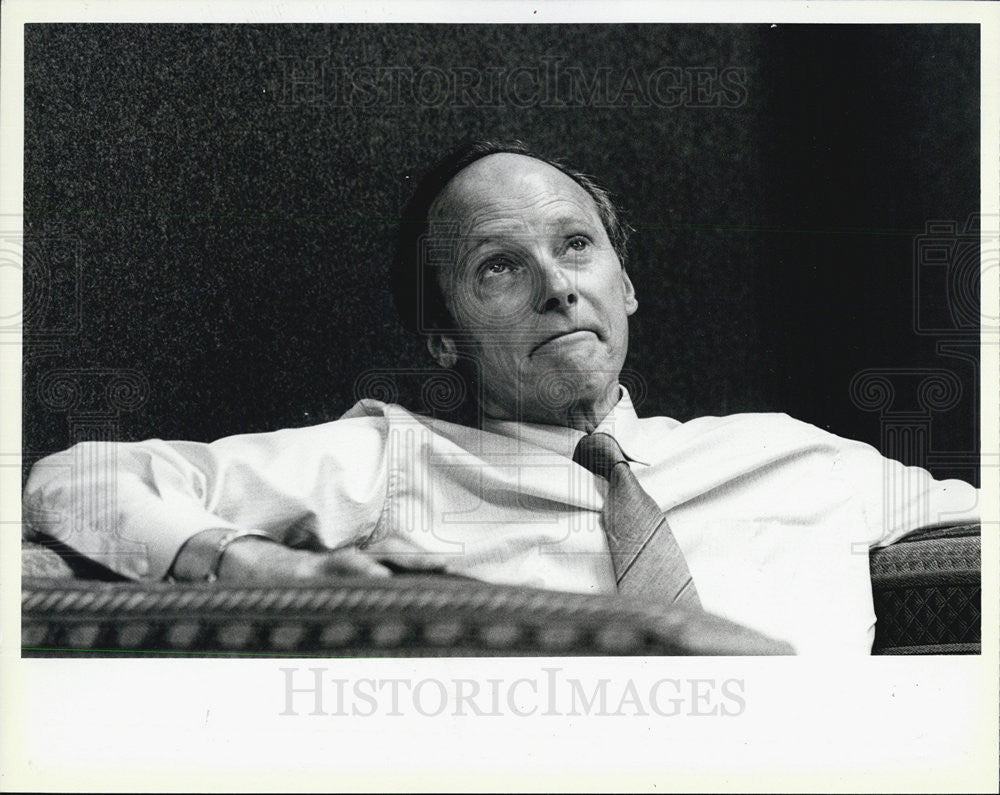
[{"xmin": 167, "ymin": 528, "xmax": 276, "ymax": 582}]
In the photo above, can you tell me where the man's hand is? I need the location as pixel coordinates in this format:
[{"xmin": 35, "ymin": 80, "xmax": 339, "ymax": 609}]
[
  {"xmin": 168, "ymin": 529, "xmax": 392, "ymax": 582},
  {"xmin": 217, "ymin": 537, "xmax": 392, "ymax": 582}
]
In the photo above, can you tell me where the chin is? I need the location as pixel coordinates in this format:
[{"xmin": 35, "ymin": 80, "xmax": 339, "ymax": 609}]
[{"xmin": 522, "ymin": 371, "xmax": 616, "ymax": 418}]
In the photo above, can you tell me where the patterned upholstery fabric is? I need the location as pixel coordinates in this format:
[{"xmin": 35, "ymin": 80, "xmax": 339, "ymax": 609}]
[
  {"xmin": 21, "ymin": 543, "xmax": 76, "ymax": 579},
  {"xmin": 22, "ymin": 524, "xmax": 980, "ymax": 656},
  {"xmin": 21, "ymin": 577, "xmax": 793, "ymax": 656},
  {"xmin": 869, "ymin": 524, "xmax": 981, "ymax": 654}
]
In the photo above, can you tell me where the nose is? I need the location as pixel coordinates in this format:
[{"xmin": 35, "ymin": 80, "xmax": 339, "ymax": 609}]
[{"xmin": 537, "ymin": 258, "xmax": 578, "ymax": 314}]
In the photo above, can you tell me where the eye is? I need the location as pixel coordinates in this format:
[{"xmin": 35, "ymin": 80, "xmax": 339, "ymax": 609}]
[
  {"xmin": 566, "ymin": 236, "xmax": 590, "ymax": 252},
  {"xmin": 480, "ymin": 257, "xmax": 520, "ymax": 278}
]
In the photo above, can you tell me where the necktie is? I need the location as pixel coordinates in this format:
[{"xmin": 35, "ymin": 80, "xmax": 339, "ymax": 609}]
[{"xmin": 574, "ymin": 432, "xmax": 701, "ymax": 608}]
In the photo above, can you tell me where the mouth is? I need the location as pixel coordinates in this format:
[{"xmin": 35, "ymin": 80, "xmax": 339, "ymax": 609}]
[{"xmin": 529, "ymin": 329, "xmax": 598, "ymax": 356}]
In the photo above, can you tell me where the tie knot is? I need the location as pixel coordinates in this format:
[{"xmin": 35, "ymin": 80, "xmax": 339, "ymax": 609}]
[{"xmin": 573, "ymin": 432, "xmax": 627, "ymax": 480}]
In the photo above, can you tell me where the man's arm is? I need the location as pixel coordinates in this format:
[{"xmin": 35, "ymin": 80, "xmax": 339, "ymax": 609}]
[
  {"xmin": 22, "ymin": 415, "xmax": 393, "ymax": 581},
  {"xmin": 834, "ymin": 432, "xmax": 981, "ymax": 548}
]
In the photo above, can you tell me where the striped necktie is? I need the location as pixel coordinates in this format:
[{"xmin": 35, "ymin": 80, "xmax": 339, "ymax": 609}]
[{"xmin": 574, "ymin": 432, "xmax": 701, "ymax": 608}]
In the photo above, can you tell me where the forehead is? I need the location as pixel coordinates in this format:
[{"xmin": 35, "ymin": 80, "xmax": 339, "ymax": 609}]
[{"xmin": 429, "ymin": 153, "xmax": 602, "ymax": 232}]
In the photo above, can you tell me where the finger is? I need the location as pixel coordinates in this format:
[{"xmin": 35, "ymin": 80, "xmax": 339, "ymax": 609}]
[{"xmin": 312, "ymin": 548, "xmax": 393, "ymax": 579}]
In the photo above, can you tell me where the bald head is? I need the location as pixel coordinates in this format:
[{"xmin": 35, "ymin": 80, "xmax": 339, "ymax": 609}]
[
  {"xmin": 429, "ymin": 153, "xmax": 605, "ymax": 238},
  {"xmin": 390, "ymin": 140, "xmax": 632, "ymax": 337}
]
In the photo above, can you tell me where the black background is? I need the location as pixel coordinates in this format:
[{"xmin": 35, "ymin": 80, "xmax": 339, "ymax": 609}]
[{"xmin": 23, "ymin": 24, "xmax": 981, "ymax": 486}]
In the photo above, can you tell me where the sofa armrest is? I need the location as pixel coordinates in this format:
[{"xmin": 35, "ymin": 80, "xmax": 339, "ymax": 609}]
[
  {"xmin": 869, "ymin": 523, "xmax": 981, "ymax": 654},
  {"xmin": 21, "ymin": 577, "xmax": 793, "ymax": 657},
  {"xmin": 21, "ymin": 535, "xmax": 127, "ymax": 582}
]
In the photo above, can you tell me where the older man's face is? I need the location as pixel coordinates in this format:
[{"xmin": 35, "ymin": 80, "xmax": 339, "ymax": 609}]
[{"xmin": 428, "ymin": 153, "xmax": 638, "ymax": 426}]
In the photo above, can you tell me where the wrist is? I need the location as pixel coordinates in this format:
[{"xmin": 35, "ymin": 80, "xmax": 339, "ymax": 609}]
[
  {"xmin": 168, "ymin": 528, "xmax": 276, "ymax": 582},
  {"xmin": 215, "ymin": 534, "xmax": 280, "ymax": 580}
]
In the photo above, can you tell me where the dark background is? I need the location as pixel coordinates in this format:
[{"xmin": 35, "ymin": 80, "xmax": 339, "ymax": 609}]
[{"xmin": 23, "ymin": 24, "xmax": 981, "ymax": 486}]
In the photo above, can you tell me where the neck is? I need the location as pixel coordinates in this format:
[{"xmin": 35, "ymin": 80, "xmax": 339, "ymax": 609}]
[{"xmin": 484, "ymin": 384, "xmax": 623, "ymax": 432}]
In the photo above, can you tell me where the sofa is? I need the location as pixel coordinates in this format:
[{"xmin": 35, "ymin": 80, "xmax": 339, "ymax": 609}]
[{"xmin": 21, "ymin": 523, "xmax": 980, "ymax": 656}]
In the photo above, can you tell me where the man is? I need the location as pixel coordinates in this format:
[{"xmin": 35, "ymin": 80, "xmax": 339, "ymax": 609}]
[{"xmin": 22, "ymin": 140, "xmax": 980, "ymax": 653}]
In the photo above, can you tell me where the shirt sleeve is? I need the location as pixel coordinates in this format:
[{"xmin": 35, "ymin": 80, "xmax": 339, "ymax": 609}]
[
  {"xmin": 830, "ymin": 432, "xmax": 981, "ymax": 549},
  {"xmin": 22, "ymin": 405, "xmax": 392, "ymax": 581}
]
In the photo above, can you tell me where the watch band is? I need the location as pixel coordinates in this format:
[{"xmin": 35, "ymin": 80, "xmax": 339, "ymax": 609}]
[
  {"xmin": 168, "ymin": 528, "xmax": 276, "ymax": 583},
  {"xmin": 207, "ymin": 529, "xmax": 276, "ymax": 582}
]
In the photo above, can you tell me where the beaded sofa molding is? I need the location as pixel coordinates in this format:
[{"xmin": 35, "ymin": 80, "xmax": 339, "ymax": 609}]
[{"xmin": 21, "ymin": 523, "xmax": 980, "ymax": 656}]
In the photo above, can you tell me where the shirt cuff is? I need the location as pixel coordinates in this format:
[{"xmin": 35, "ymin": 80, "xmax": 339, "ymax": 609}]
[{"xmin": 89, "ymin": 497, "xmax": 244, "ymax": 582}]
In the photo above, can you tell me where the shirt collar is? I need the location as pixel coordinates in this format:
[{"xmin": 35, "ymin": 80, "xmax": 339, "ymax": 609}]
[{"xmin": 482, "ymin": 386, "xmax": 652, "ymax": 465}]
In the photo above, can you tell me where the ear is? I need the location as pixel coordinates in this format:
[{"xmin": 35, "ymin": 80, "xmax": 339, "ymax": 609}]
[
  {"xmin": 621, "ymin": 268, "xmax": 639, "ymax": 316},
  {"xmin": 427, "ymin": 333, "xmax": 459, "ymax": 369}
]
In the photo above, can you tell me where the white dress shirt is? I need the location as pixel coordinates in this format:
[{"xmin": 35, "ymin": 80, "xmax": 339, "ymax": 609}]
[{"xmin": 22, "ymin": 388, "xmax": 980, "ymax": 654}]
